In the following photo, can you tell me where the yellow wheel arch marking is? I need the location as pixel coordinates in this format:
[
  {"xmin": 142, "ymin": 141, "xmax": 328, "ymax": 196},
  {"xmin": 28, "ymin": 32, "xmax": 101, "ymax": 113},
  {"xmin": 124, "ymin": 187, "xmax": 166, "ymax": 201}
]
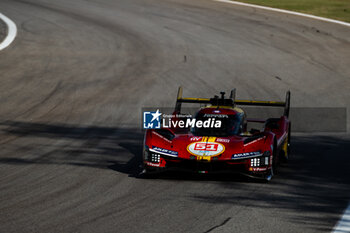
[{"xmin": 283, "ymin": 135, "xmax": 289, "ymax": 157}]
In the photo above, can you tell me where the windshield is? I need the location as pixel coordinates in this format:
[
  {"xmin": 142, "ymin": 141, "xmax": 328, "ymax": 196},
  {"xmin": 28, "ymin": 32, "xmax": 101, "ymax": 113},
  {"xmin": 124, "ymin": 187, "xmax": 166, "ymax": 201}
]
[{"xmin": 191, "ymin": 112, "xmax": 242, "ymax": 136}]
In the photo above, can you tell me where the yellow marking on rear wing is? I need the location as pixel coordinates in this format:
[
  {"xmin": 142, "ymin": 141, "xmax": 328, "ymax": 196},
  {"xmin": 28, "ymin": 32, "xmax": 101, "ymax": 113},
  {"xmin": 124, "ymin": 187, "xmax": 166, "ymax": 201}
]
[
  {"xmin": 178, "ymin": 97, "xmax": 211, "ymax": 103},
  {"xmin": 235, "ymin": 100, "xmax": 285, "ymax": 107}
]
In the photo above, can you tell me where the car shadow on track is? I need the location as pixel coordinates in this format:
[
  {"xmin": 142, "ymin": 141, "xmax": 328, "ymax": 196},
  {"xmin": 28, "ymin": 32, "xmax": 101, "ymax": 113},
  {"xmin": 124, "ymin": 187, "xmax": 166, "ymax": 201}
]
[
  {"xmin": 190, "ymin": 134, "xmax": 350, "ymax": 232},
  {"xmin": 0, "ymin": 120, "xmax": 261, "ymax": 182},
  {"xmin": 0, "ymin": 120, "xmax": 145, "ymax": 176}
]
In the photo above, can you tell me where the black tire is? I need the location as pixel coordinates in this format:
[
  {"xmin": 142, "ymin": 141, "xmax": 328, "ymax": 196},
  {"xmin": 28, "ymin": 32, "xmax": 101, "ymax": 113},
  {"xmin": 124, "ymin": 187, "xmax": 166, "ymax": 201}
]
[
  {"xmin": 264, "ymin": 166, "xmax": 274, "ymax": 182},
  {"xmin": 287, "ymin": 122, "xmax": 291, "ymax": 157},
  {"xmin": 279, "ymin": 122, "xmax": 291, "ymax": 162},
  {"xmin": 264, "ymin": 141, "xmax": 277, "ymax": 182}
]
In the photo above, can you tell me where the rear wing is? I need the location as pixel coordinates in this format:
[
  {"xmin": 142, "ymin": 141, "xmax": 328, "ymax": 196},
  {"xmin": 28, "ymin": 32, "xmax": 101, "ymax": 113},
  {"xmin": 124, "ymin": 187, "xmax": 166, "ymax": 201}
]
[{"xmin": 174, "ymin": 86, "xmax": 290, "ymax": 117}]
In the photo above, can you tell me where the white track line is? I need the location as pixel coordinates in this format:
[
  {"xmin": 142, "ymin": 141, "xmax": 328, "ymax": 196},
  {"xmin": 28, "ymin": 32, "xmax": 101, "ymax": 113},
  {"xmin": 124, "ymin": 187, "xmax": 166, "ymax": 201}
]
[
  {"xmin": 332, "ymin": 203, "xmax": 350, "ymax": 233},
  {"xmin": 214, "ymin": 0, "xmax": 350, "ymax": 28},
  {"xmin": 0, "ymin": 12, "xmax": 17, "ymax": 50}
]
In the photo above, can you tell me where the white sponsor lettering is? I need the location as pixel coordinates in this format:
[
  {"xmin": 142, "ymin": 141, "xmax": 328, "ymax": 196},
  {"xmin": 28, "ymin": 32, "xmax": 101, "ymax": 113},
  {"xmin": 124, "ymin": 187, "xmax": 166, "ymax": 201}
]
[
  {"xmin": 190, "ymin": 137, "xmax": 202, "ymax": 141},
  {"xmin": 251, "ymin": 167, "xmax": 267, "ymax": 171},
  {"xmin": 216, "ymin": 138, "xmax": 230, "ymax": 143},
  {"xmin": 203, "ymin": 114, "xmax": 228, "ymax": 118},
  {"xmin": 146, "ymin": 162, "xmax": 161, "ymax": 167}
]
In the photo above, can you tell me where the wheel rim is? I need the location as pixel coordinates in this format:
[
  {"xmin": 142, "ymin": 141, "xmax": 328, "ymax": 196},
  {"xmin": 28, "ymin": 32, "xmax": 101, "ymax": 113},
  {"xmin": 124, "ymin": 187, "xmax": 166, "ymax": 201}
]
[{"xmin": 265, "ymin": 166, "xmax": 273, "ymax": 181}]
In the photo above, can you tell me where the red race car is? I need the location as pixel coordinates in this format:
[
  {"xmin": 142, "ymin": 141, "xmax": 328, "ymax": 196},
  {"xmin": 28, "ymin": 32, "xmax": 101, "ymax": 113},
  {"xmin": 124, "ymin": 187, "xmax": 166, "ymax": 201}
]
[{"xmin": 143, "ymin": 87, "xmax": 291, "ymax": 181}]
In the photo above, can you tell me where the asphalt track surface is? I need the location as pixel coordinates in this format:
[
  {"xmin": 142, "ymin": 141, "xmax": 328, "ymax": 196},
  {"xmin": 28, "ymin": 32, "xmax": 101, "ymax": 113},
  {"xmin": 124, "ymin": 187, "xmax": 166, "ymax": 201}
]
[{"xmin": 0, "ymin": 0, "xmax": 350, "ymax": 232}]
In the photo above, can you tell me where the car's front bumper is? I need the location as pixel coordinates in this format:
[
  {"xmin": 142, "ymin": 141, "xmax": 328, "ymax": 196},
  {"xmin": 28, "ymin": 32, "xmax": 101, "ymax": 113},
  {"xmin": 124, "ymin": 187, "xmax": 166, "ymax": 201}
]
[{"xmin": 143, "ymin": 154, "xmax": 271, "ymax": 178}]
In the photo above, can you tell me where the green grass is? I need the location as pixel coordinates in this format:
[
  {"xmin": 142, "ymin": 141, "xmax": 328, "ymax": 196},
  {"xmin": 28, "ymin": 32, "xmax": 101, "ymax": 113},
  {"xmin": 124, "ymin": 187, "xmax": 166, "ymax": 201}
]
[{"xmin": 234, "ymin": 0, "xmax": 350, "ymax": 23}]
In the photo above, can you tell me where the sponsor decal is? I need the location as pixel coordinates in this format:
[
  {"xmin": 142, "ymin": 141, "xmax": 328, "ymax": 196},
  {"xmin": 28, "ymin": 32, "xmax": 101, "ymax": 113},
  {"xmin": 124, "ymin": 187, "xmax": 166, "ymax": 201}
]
[
  {"xmin": 231, "ymin": 151, "xmax": 262, "ymax": 159},
  {"xmin": 203, "ymin": 114, "xmax": 228, "ymax": 118},
  {"xmin": 243, "ymin": 136, "xmax": 265, "ymax": 146},
  {"xmin": 216, "ymin": 138, "xmax": 230, "ymax": 143},
  {"xmin": 151, "ymin": 146, "xmax": 178, "ymax": 157},
  {"xmin": 190, "ymin": 137, "xmax": 202, "ymax": 141},
  {"xmin": 187, "ymin": 142, "xmax": 225, "ymax": 157},
  {"xmin": 146, "ymin": 162, "xmax": 161, "ymax": 167},
  {"xmin": 196, "ymin": 156, "xmax": 212, "ymax": 161},
  {"xmin": 152, "ymin": 131, "xmax": 172, "ymax": 143},
  {"xmin": 251, "ymin": 167, "xmax": 267, "ymax": 172}
]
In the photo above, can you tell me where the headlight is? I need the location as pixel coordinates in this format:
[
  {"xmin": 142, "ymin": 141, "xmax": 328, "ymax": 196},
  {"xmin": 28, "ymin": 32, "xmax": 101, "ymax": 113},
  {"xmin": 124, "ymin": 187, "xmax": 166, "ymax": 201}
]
[
  {"xmin": 150, "ymin": 153, "xmax": 161, "ymax": 163},
  {"xmin": 251, "ymin": 157, "xmax": 260, "ymax": 167},
  {"xmin": 250, "ymin": 151, "xmax": 270, "ymax": 167}
]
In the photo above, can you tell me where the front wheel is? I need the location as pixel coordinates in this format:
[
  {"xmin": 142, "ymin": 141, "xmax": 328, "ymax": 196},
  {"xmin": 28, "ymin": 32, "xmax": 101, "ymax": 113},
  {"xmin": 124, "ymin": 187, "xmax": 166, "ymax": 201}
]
[
  {"xmin": 264, "ymin": 166, "xmax": 274, "ymax": 182},
  {"xmin": 264, "ymin": 142, "xmax": 277, "ymax": 182}
]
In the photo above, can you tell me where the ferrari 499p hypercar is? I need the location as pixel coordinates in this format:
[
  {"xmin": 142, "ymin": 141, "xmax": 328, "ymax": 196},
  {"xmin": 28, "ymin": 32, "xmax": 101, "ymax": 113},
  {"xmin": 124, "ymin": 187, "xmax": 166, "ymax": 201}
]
[{"xmin": 143, "ymin": 87, "xmax": 291, "ymax": 181}]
